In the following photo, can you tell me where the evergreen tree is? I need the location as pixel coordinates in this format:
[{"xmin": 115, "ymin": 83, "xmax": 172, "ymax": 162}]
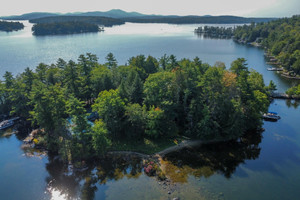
[{"xmin": 105, "ymin": 52, "xmax": 117, "ymax": 69}]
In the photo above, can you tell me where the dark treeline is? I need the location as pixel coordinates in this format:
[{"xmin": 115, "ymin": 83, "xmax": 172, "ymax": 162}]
[
  {"xmin": 194, "ymin": 26, "xmax": 234, "ymax": 38},
  {"xmin": 0, "ymin": 53, "xmax": 274, "ymax": 162},
  {"xmin": 29, "ymin": 16, "xmax": 125, "ymax": 27},
  {"xmin": 234, "ymin": 15, "xmax": 300, "ymax": 75},
  {"xmin": 0, "ymin": 20, "xmax": 24, "ymax": 32},
  {"xmin": 124, "ymin": 16, "xmax": 274, "ymax": 24},
  {"xmin": 32, "ymin": 21, "xmax": 100, "ymax": 35}
]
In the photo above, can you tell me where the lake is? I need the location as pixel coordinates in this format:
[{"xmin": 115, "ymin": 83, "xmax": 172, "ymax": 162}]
[{"xmin": 0, "ymin": 22, "xmax": 300, "ymax": 200}]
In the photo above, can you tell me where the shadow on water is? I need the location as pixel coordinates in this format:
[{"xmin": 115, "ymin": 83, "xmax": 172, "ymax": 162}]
[
  {"xmin": 285, "ymin": 99, "xmax": 300, "ymax": 108},
  {"xmin": 160, "ymin": 130, "xmax": 262, "ymax": 182},
  {"xmin": 45, "ymin": 155, "xmax": 82, "ymax": 199},
  {"xmin": 194, "ymin": 32, "xmax": 233, "ymax": 40},
  {"xmin": 9, "ymin": 110, "xmax": 300, "ymax": 200},
  {"xmin": 45, "ymin": 153, "xmax": 145, "ymax": 200},
  {"xmin": 42, "ymin": 130, "xmax": 266, "ymax": 199}
]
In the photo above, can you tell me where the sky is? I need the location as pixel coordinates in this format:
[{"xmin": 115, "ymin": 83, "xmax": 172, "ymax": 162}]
[{"xmin": 1, "ymin": 0, "xmax": 299, "ymax": 17}]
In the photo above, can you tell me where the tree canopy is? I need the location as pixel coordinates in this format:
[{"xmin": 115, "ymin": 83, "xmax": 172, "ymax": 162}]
[
  {"xmin": 0, "ymin": 20, "xmax": 24, "ymax": 32},
  {"xmin": 234, "ymin": 15, "xmax": 300, "ymax": 75},
  {"xmin": 32, "ymin": 21, "xmax": 100, "ymax": 35},
  {"xmin": 0, "ymin": 53, "xmax": 271, "ymax": 161}
]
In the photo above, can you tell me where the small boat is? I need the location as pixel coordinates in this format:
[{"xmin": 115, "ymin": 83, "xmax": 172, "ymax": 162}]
[
  {"xmin": 263, "ymin": 112, "xmax": 280, "ymax": 121},
  {"xmin": 0, "ymin": 119, "xmax": 14, "ymax": 130},
  {"xmin": 267, "ymin": 67, "xmax": 283, "ymax": 71}
]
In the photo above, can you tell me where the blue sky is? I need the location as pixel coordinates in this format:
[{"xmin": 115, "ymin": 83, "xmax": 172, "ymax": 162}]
[{"xmin": 1, "ymin": 0, "xmax": 299, "ymax": 17}]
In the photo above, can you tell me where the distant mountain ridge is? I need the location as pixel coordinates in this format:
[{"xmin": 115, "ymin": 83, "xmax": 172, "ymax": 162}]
[
  {"xmin": 124, "ymin": 15, "xmax": 275, "ymax": 24},
  {"xmin": 0, "ymin": 9, "xmax": 148, "ymax": 20},
  {"xmin": 29, "ymin": 16, "xmax": 125, "ymax": 27},
  {"xmin": 0, "ymin": 9, "xmax": 276, "ymax": 24},
  {"xmin": 1, "ymin": 12, "xmax": 59, "ymax": 20},
  {"xmin": 78, "ymin": 9, "xmax": 146, "ymax": 18}
]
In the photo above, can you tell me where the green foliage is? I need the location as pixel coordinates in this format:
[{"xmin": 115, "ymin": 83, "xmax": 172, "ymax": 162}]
[
  {"xmin": 1, "ymin": 53, "xmax": 271, "ymax": 160},
  {"xmin": 29, "ymin": 16, "xmax": 124, "ymax": 27},
  {"xmin": 92, "ymin": 89, "xmax": 126, "ymax": 139},
  {"xmin": 9, "ymin": 76, "xmax": 32, "ymax": 118},
  {"xmin": 0, "ymin": 20, "xmax": 24, "ymax": 32},
  {"xmin": 68, "ymin": 134, "xmax": 93, "ymax": 162},
  {"xmin": 128, "ymin": 55, "xmax": 159, "ymax": 80},
  {"xmin": 159, "ymin": 54, "xmax": 170, "ymax": 70},
  {"xmin": 67, "ymin": 95, "xmax": 91, "ymax": 135},
  {"xmin": 0, "ymin": 72, "xmax": 15, "ymax": 115},
  {"xmin": 63, "ymin": 60, "xmax": 80, "ymax": 97},
  {"xmin": 0, "ymin": 82, "xmax": 7, "ymax": 115},
  {"xmin": 29, "ymin": 82, "xmax": 67, "ymax": 151},
  {"xmin": 286, "ymin": 84, "xmax": 300, "ymax": 96},
  {"xmin": 118, "ymin": 70, "xmax": 143, "ymax": 104},
  {"xmin": 195, "ymin": 26, "xmax": 234, "ymax": 38},
  {"xmin": 230, "ymin": 58, "xmax": 248, "ymax": 75},
  {"xmin": 125, "ymin": 103, "xmax": 146, "ymax": 138},
  {"xmin": 91, "ymin": 64, "xmax": 114, "ymax": 97},
  {"xmin": 105, "ymin": 52, "xmax": 118, "ymax": 69},
  {"xmin": 145, "ymin": 106, "xmax": 165, "ymax": 138},
  {"xmin": 32, "ymin": 21, "xmax": 100, "ymax": 35},
  {"xmin": 267, "ymin": 80, "xmax": 277, "ymax": 92},
  {"xmin": 234, "ymin": 15, "xmax": 300, "ymax": 75},
  {"xmin": 91, "ymin": 120, "xmax": 111, "ymax": 156},
  {"xmin": 144, "ymin": 72, "xmax": 176, "ymax": 107},
  {"xmin": 77, "ymin": 53, "xmax": 98, "ymax": 100}
]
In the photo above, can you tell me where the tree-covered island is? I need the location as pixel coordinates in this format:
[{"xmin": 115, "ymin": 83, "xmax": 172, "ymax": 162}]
[
  {"xmin": 0, "ymin": 20, "xmax": 24, "ymax": 32},
  {"xmin": 30, "ymin": 16, "xmax": 125, "ymax": 35},
  {"xmin": 0, "ymin": 53, "xmax": 274, "ymax": 164},
  {"xmin": 194, "ymin": 26, "xmax": 234, "ymax": 38},
  {"xmin": 32, "ymin": 21, "xmax": 101, "ymax": 35}
]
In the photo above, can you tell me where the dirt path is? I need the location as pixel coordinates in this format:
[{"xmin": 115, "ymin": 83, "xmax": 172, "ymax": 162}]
[{"xmin": 107, "ymin": 139, "xmax": 221, "ymax": 159}]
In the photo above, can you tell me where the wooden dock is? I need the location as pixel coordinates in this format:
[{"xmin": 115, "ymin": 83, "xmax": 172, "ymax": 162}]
[
  {"xmin": 271, "ymin": 93, "xmax": 300, "ymax": 100},
  {"xmin": 281, "ymin": 74, "xmax": 300, "ymax": 80}
]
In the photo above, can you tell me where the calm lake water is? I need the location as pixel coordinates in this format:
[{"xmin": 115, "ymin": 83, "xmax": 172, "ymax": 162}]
[{"xmin": 1, "ymin": 22, "xmax": 300, "ymax": 200}]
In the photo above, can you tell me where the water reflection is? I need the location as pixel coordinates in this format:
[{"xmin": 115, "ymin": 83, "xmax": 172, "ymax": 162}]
[
  {"xmin": 161, "ymin": 131, "xmax": 262, "ymax": 181},
  {"xmin": 285, "ymin": 99, "xmax": 299, "ymax": 108},
  {"xmin": 194, "ymin": 32, "xmax": 232, "ymax": 40},
  {"xmin": 46, "ymin": 155, "xmax": 81, "ymax": 200},
  {"xmin": 47, "ymin": 188, "xmax": 69, "ymax": 200},
  {"xmin": 43, "ymin": 130, "xmax": 263, "ymax": 199}
]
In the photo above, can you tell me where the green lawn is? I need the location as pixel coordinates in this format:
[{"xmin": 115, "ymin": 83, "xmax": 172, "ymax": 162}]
[{"xmin": 110, "ymin": 136, "xmax": 185, "ymax": 155}]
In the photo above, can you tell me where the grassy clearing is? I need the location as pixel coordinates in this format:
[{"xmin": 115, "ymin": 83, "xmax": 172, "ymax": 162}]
[{"xmin": 110, "ymin": 136, "xmax": 185, "ymax": 155}]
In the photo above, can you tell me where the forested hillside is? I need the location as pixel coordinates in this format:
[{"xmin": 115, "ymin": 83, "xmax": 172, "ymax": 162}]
[{"xmin": 234, "ymin": 15, "xmax": 300, "ymax": 75}]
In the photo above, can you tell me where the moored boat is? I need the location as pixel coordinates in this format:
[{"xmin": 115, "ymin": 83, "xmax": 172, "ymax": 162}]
[
  {"xmin": 263, "ymin": 112, "xmax": 280, "ymax": 121},
  {"xmin": 0, "ymin": 120, "xmax": 14, "ymax": 130},
  {"xmin": 267, "ymin": 67, "xmax": 283, "ymax": 71}
]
